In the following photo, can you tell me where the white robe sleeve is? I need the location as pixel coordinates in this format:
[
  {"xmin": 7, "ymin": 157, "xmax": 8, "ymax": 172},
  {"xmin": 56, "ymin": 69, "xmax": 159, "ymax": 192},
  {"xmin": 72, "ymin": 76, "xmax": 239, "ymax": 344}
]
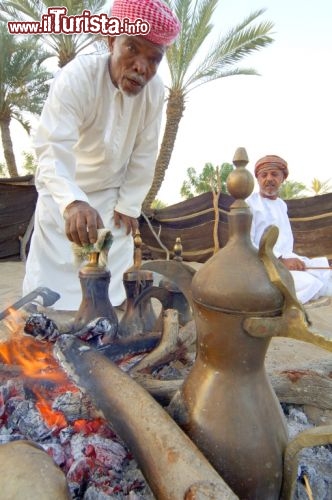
[{"xmin": 33, "ymin": 64, "xmax": 91, "ymax": 215}]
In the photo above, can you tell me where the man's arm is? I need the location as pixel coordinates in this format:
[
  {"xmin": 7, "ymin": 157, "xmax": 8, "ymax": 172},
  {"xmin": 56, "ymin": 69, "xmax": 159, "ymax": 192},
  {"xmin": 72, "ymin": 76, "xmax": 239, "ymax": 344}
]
[{"xmin": 34, "ymin": 62, "xmax": 103, "ymax": 245}]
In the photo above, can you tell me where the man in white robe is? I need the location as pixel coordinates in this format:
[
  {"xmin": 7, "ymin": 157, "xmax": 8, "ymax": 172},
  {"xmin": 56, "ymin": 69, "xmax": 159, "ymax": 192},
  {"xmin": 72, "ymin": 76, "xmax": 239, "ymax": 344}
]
[
  {"xmin": 246, "ymin": 155, "xmax": 331, "ymax": 304},
  {"xmin": 23, "ymin": 0, "xmax": 180, "ymax": 310}
]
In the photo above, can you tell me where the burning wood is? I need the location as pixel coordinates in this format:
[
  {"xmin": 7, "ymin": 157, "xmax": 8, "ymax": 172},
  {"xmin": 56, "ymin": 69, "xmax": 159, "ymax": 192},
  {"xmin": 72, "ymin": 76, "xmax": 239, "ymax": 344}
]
[
  {"xmin": 1, "ymin": 294, "xmax": 332, "ymax": 498},
  {"xmin": 54, "ymin": 334, "xmax": 238, "ymax": 500},
  {"xmin": 131, "ymin": 309, "xmax": 188, "ymax": 374},
  {"xmin": 0, "ymin": 318, "xmax": 157, "ymax": 498}
]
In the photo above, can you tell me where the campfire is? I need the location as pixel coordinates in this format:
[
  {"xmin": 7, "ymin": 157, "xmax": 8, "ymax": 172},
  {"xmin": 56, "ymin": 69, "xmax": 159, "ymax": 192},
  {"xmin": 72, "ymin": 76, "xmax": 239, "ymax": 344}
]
[
  {"xmin": 1, "ymin": 149, "xmax": 332, "ymax": 499},
  {"xmin": 1, "ymin": 280, "xmax": 332, "ymax": 499},
  {"xmin": 0, "ymin": 312, "xmax": 154, "ymax": 499}
]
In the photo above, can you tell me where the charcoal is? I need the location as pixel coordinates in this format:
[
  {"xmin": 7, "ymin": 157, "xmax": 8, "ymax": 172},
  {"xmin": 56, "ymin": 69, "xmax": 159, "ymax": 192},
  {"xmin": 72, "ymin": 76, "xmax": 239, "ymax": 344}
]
[
  {"xmin": 7, "ymin": 399, "xmax": 53, "ymax": 441},
  {"xmin": 84, "ymin": 435, "xmax": 127, "ymax": 470},
  {"xmin": 53, "ymin": 391, "xmax": 93, "ymax": 421},
  {"xmin": 120, "ymin": 462, "xmax": 154, "ymax": 499},
  {"xmin": 126, "ymin": 492, "xmax": 154, "ymax": 500},
  {"xmin": 83, "ymin": 486, "xmax": 115, "ymax": 499},
  {"xmin": 41, "ymin": 442, "xmax": 67, "ymax": 467},
  {"xmin": 70, "ymin": 431, "xmax": 90, "ymax": 460},
  {"xmin": 75, "ymin": 318, "xmax": 117, "ymax": 346},
  {"xmin": 70, "ymin": 433, "xmax": 127, "ymax": 471},
  {"xmin": 0, "ymin": 432, "xmax": 24, "ymax": 444},
  {"xmin": 5, "ymin": 396, "xmax": 28, "ymax": 419},
  {"xmin": 0, "ymin": 378, "xmax": 25, "ymax": 416},
  {"xmin": 99, "ymin": 334, "xmax": 160, "ymax": 363},
  {"xmin": 59, "ymin": 425, "xmax": 76, "ymax": 445},
  {"xmin": 66, "ymin": 456, "xmax": 98, "ymax": 496},
  {"xmin": 24, "ymin": 313, "xmax": 61, "ymax": 341},
  {"xmin": 153, "ymin": 362, "xmax": 184, "ymax": 380}
]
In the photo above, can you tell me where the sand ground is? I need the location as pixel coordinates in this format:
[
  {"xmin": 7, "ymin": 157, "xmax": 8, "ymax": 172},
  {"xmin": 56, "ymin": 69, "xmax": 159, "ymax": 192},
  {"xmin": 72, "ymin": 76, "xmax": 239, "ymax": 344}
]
[{"xmin": 0, "ymin": 261, "xmax": 26, "ymax": 310}]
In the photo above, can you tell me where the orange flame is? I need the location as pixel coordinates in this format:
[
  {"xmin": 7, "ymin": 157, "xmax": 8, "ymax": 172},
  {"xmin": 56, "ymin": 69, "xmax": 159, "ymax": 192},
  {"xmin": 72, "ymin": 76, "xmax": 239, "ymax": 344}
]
[
  {"xmin": 35, "ymin": 390, "xmax": 68, "ymax": 429},
  {"xmin": 0, "ymin": 310, "xmax": 77, "ymax": 430}
]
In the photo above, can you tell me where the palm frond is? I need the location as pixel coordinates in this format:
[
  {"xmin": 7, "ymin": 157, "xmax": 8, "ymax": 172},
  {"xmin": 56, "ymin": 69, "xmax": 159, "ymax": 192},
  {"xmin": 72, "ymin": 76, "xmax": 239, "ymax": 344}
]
[
  {"xmin": 0, "ymin": 0, "xmax": 105, "ymax": 65},
  {"xmin": 184, "ymin": 11, "xmax": 274, "ymax": 91},
  {"xmin": 165, "ymin": 4, "xmax": 274, "ymax": 94},
  {"xmin": 0, "ymin": 22, "xmax": 51, "ymax": 119},
  {"xmin": 166, "ymin": 0, "xmax": 218, "ymax": 88}
]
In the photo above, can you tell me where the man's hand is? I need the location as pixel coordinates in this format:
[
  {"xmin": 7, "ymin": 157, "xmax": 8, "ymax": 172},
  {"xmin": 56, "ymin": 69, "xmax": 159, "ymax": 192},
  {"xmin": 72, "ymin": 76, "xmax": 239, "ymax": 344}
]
[
  {"xmin": 280, "ymin": 257, "xmax": 306, "ymax": 271},
  {"xmin": 113, "ymin": 210, "xmax": 138, "ymax": 235},
  {"xmin": 64, "ymin": 200, "xmax": 104, "ymax": 246}
]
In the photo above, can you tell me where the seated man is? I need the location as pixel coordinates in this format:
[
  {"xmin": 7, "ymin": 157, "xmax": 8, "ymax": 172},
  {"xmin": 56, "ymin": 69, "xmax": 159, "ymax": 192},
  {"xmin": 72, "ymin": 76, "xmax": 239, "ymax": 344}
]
[{"xmin": 246, "ymin": 155, "xmax": 332, "ymax": 304}]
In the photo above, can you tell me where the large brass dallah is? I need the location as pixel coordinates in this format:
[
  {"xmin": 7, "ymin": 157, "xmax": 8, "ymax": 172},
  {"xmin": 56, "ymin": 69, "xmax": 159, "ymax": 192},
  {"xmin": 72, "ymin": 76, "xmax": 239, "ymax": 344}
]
[
  {"xmin": 169, "ymin": 148, "xmax": 292, "ymax": 499},
  {"xmin": 55, "ymin": 146, "xmax": 332, "ymax": 498}
]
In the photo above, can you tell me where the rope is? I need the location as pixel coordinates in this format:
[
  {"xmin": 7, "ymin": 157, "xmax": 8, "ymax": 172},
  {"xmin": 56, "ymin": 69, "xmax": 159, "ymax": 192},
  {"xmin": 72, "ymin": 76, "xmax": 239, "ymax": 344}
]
[{"xmin": 140, "ymin": 211, "xmax": 170, "ymax": 260}]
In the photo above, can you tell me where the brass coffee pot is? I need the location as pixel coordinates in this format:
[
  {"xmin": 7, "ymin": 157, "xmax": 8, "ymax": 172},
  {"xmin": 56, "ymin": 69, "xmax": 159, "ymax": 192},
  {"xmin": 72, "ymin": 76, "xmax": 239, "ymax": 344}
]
[
  {"xmin": 118, "ymin": 230, "xmax": 157, "ymax": 337},
  {"xmin": 169, "ymin": 148, "xmax": 292, "ymax": 499},
  {"xmin": 134, "ymin": 238, "xmax": 193, "ymax": 328},
  {"xmin": 73, "ymin": 246, "xmax": 118, "ymax": 341}
]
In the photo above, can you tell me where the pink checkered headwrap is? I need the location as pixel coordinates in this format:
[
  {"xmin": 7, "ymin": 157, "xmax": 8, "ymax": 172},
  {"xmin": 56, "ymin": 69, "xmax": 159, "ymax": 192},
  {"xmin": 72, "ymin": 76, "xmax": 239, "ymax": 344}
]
[{"xmin": 110, "ymin": 0, "xmax": 181, "ymax": 46}]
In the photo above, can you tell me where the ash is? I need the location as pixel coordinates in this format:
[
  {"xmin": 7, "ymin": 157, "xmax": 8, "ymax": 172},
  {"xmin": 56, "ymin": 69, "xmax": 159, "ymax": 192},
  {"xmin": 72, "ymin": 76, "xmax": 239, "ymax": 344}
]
[
  {"xmin": 282, "ymin": 403, "xmax": 332, "ymax": 500},
  {"xmin": 1, "ymin": 362, "xmax": 332, "ymax": 499},
  {"xmin": 0, "ymin": 375, "xmax": 154, "ymax": 499}
]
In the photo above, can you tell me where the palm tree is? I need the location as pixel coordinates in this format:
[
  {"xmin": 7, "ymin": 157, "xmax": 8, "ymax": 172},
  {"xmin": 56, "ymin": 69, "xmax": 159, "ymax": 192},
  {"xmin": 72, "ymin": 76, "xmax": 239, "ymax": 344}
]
[
  {"xmin": 278, "ymin": 180, "xmax": 306, "ymax": 200},
  {"xmin": 308, "ymin": 177, "xmax": 332, "ymax": 196},
  {"xmin": 0, "ymin": 22, "xmax": 51, "ymax": 176},
  {"xmin": 180, "ymin": 162, "xmax": 233, "ymax": 199},
  {"xmin": 0, "ymin": 0, "xmax": 105, "ymax": 67},
  {"xmin": 142, "ymin": 0, "xmax": 274, "ymax": 213}
]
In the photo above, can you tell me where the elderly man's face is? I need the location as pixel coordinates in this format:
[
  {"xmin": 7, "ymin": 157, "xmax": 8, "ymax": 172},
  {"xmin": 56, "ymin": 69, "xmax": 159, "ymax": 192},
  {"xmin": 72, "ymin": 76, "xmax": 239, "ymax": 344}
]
[
  {"xmin": 108, "ymin": 35, "xmax": 165, "ymax": 96},
  {"xmin": 257, "ymin": 167, "xmax": 284, "ymax": 199}
]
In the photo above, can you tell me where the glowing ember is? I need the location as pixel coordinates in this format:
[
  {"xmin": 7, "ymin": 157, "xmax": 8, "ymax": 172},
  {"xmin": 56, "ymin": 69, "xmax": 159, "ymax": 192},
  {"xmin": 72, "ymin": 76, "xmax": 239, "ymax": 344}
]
[
  {"xmin": 0, "ymin": 313, "xmax": 77, "ymax": 428},
  {"xmin": 35, "ymin": 391, "xmax": 68, "ymax": 429}
]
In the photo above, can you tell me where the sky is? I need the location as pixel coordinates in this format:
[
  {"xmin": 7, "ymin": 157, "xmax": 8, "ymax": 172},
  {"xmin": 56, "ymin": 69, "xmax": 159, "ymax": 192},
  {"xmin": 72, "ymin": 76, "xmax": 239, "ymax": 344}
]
[
  {"xmin": 2, "ymin": 0, "xmax": 332, "ymax": 205},
  {"xmin": 157, "ymin": 0, "xmax": 332, "ymax": 204}
]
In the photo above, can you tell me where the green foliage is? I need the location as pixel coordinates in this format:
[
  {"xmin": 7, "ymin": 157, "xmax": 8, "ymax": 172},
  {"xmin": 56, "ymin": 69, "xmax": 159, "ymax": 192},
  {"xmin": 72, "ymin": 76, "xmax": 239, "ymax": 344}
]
[
  {"xmin": 0, "ymin": 0, "xmax": 106, "ymax": 67},
  {"xmin": 278, "ymin": 180, "xmax": 307, "ymax": 200},
  {"xmin": 0, "ymin": 151, "xmax": 38, "ymax": 177},
  {"xmin": 144, "ymin": 0, "xmax": 275, "ymax": 210},
  {"xmin": 279, "ymin": 178, "xmax": 332, "ymax": 198},
  {"xmin": 0, "ymin": 161, "xmax": 8, "ymax": 176},
  {"xmin": 22, "ymin": 151, "xmax": 38, "ymax": 174},
  {"xmin": 308, "ymin": 178, "xmax": 332, "ymax": 195},
  {"xmin": 180, "ymin": 162, "xmax": 234, "ymax": 199},
  {"xmin": 164, "ymin": 0, "xmax": 275, "ymax": 95},
  {"xmin": 0, "ymin": 22, "xmax": 51, "ymax": 122},
  {"xmin": 151, "ymin": 199, "xmax": 168, "ymax": 210},
  {"xmin": 0, "ymin": 21, "xmax": 51, "ymax": 175}
]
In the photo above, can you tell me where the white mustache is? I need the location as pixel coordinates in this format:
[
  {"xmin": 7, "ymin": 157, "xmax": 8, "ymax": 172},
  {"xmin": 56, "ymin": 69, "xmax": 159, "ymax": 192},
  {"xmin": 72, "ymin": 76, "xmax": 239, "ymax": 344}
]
[
  {"xmin": 264, "ymin": 181, "xmax": 276, "ymax": 187},
  {"xmin": 126, "ymin": 74, "xmax": 145, "ymax": 86}
]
